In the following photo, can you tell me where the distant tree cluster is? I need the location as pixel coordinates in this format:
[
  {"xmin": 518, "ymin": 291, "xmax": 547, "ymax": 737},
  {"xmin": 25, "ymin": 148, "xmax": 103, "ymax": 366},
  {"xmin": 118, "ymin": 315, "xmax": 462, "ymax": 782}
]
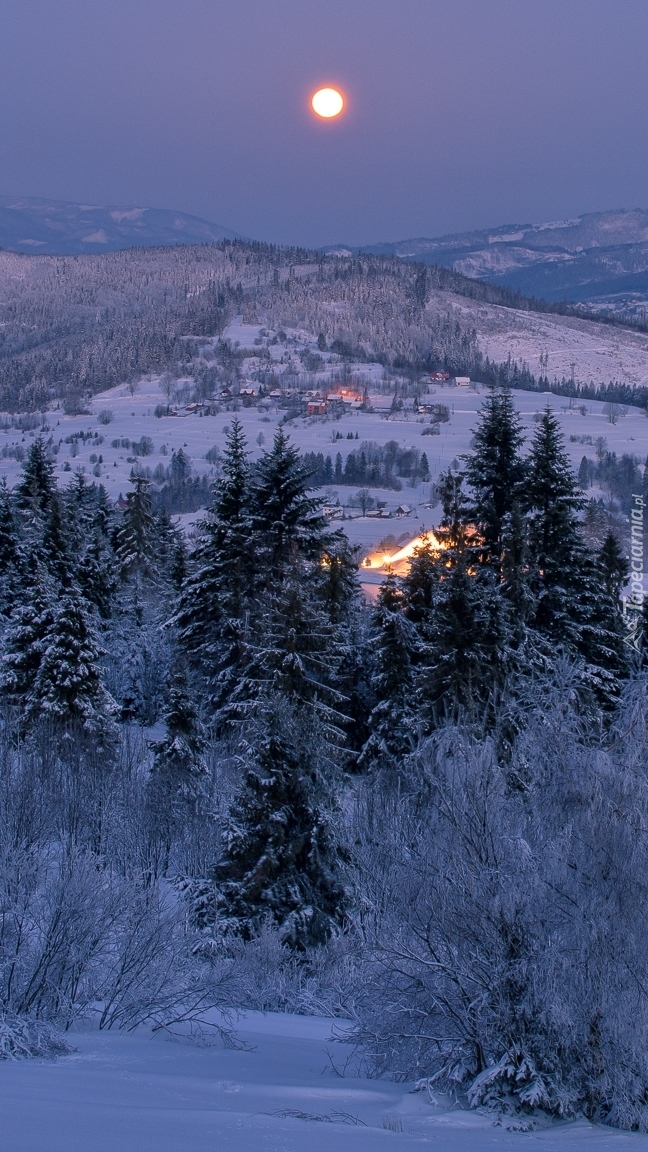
[{"xmin": 302, "ymin": 440, "xmax": 430, "ymax": 490}]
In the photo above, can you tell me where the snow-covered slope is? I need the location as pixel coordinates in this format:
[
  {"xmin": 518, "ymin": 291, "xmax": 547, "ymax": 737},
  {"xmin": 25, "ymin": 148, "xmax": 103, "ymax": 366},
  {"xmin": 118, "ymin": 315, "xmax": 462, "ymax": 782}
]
[{"xmin": 0, "ymin": 1011, "xmax": 643, "ymax": 1152}]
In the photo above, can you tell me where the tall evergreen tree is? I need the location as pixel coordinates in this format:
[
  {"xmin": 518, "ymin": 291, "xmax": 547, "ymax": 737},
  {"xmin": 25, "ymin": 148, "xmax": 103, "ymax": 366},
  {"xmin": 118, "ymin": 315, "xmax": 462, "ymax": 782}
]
[
  {"xmin": 173, "ymin": 419, "xmax": 256, "ymax": 710},
  {"xmin": 148, "ymin": 670, "xmax": 209, "ymax": 870},
  {"xmin": 414, "ymin": 470, "xmax": 513, "ymax": 726},
  {"xmin": 598, "ymin": 533, "xmax": 630, "ymax": 599},
  {"xmin": 463, "ymin": 386, "xmax": 526, "ymax": 559},
  {"xmin": 15, "ymin": 438, "xmax": 56, "ymax": 518},
  {"xmin": 359, "ymin": 574, "xmax": 418, "ymax": 771},
  {"xmin": 28, "ymin": 589, "xmax": 117, "ymax": 735},
  {"xmin": 316, "ymin": 539, "xmax": 359, "ymax": 626},
  {"xmin": 115, "ymin": 474, "xmax": 156, "ymax": 580},
  {"xmin": 242, "ymin": 562, "xmax": 348, "ymax": 743},
  {"xmin": 0, "ymin": 564, "xmax": 57, "ymax": 726},
  {"xmin": 212, "ymin": 726, "xmax": 347, "ymax": 948},
  {"xmin": 253, "ymin": 429, "xmax": 329, "ymax": 576},
  {"xmin": 150, "ymin": 674, "xmax": 207, "ymax": 796},
  {"xmin": 0, "ymin": 480, "xmax": 23, "ymax": 616},
  {"xmin": 401, "ymin": 534, "xmax": 439, "ymax": 624},
  {"xmin": 525, "ymin": 409, "xmax": 627, "ymax": 701}
]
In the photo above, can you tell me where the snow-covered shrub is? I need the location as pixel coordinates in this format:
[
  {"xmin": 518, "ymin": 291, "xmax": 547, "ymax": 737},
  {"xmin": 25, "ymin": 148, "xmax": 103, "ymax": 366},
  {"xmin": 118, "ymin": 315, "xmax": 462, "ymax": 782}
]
[
  {"xmin": 0, "ymin": 1010, "xmax": 72, "ymax": 1060},
  {"xmin": 350, "ymin": 678, "xmax": 648, "ymax": 1130},
  {"xmin": 201, "ymin": 920, "xmax": 358, "ymax": 1018}
]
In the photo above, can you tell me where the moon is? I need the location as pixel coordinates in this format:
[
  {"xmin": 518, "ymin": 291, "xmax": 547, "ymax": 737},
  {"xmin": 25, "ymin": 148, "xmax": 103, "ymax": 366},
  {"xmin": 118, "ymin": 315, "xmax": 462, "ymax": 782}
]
[{"xmin": 311, "ymin": 87, "xmax": 344, "ymax": 119}]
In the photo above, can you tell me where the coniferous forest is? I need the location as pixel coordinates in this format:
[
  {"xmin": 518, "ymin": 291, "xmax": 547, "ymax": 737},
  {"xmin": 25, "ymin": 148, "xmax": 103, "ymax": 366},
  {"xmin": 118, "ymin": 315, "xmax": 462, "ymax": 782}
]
[{"xmin": 2, "ymin": 386, "xmax": 648, "ymax": 1129}]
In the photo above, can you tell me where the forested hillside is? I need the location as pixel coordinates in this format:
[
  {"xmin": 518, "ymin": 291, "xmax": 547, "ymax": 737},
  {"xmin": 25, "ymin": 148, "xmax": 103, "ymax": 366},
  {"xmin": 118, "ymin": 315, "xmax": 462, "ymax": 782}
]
[
  {"xmin": 3, "ymin": 240, "xmax": 648, "ymax": 415},
  {"xmin": 2, "ymin": 389, "xmax": 648, "ymax": 1131}
]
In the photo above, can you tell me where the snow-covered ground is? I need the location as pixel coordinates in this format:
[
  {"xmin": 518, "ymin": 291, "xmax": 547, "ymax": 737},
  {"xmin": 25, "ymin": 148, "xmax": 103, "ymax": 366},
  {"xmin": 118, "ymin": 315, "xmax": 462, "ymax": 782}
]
[
  {"xmin": 0, "ymin": 1011, "xmax": 644, "ymax": 1152},
  {"xmin": 434, "ymin": 289, "xmax": 648, "ymax": 388},
  {"xmin": 1, "ymin": 322, "xmax": 646, "ymax": 555}
]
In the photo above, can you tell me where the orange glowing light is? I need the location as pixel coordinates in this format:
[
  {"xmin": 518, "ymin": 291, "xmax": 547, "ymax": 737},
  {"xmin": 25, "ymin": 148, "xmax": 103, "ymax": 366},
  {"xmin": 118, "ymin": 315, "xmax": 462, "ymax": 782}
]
[
  {"xmin": 364, "ymin": 532, "xmax": 444, "ymax": 572},
  {"xmin": 311, "ymin": 88, "xmax": 344, "ymax": 118}
]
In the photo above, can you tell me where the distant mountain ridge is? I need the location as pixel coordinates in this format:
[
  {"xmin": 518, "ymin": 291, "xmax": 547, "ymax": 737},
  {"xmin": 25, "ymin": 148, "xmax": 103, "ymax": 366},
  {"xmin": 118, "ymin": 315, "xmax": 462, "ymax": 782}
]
[
  {"xmin": 0, "ymin": 197, "xmax": 241, "ymax": 255},
  {"xmin": 351, "ymin": 210, "xmax": 648, "ymax": 306}
]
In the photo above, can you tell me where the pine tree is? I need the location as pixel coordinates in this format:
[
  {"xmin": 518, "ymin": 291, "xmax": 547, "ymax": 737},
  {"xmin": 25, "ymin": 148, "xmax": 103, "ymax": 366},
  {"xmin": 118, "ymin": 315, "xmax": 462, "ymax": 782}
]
[
  {"xmin": 148, "ymin": 670, "xmax": 208, "ymax": 869},
  {"xmin": 414, "ymin": 470, "xmax": 513, "ymax": 726},
  {"xmin": 213, "ymin": 729, "xmax": 347, "ymax": 948},
  {"xmin": 316, "ymin": 538, "xmax": 359, "ymax": 625},
  {"xmin": 63, "ymin": 476, "xmax": 116, "ymax": 614},
  {"xmin": 500, "ymin": 502, "xmax": 536, "ymax": 630},
  {"xmin": 41, "ymin": 493, "xmax": 72, "ymax": 583},
  {"xmin": 524, "ymin": 408, "xmax": 588, "ymax": 648},
  {"xmin": 401, "ymin": 534, "xmax": 438, "ymax": 624},
  {"xmin": 242, "ymin": 561, "xmax": 348, "ymax": 745},
  {"xmin": 463, "ymin": 386, "xmax": 526, "ymax": 558},
  {"xmin": 598, "ymin": 533, "xmax": 629, "ymax": 598},
  {"xmin": 525, "ymin": 410, "xmax": 584, "ymax": 578}
]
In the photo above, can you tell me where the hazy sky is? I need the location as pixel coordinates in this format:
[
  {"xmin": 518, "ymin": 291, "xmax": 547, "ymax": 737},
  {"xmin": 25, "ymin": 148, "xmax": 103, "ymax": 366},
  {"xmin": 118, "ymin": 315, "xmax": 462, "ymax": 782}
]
[{"xmin": 2, "ymin": 0, "xmax": 648, "ymax": 247}]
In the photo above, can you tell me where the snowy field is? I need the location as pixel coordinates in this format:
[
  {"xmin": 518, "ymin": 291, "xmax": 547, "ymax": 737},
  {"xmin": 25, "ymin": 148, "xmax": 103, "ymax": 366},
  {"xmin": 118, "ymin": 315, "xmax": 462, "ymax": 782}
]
[
  {"xmin": 0, "ymin": 1011, "xmax": 645, "ymax": 1152},
  {"xmin": 0, "ymin": 324, "xmax": 645, "ymax": 557},
  {"xmin": 434, "ymin": 289, "xmax": 648, "ymax": 388}
]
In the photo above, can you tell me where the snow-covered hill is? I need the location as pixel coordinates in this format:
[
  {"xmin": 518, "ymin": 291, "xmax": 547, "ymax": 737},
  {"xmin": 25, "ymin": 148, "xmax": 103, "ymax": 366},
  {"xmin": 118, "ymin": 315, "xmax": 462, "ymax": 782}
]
[
  {"xmin": 358, "ymin": 209, "xmax": 648, "ymax": 308},
  {"xmin": 0, "ymin": 196, "xmax": 240, "ymax": 255}
]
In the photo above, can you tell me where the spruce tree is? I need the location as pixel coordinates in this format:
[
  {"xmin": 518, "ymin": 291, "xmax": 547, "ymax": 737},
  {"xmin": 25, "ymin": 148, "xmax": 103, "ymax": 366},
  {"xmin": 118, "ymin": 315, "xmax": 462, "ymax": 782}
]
[
  {"xmin": 253, "ymin": 429, "xmax": 329, "ymax": 575},
  {"xmin": 463, "ymin": 386, "xmax": 526, "ymax": 558},
  {"xmin": 523, "ymin": 408, "xmax": 589, "ymax": 652},
  {"xmin": 173, "ymin": 419, "xmax": 256, "ymax": 710},
  {"xmin": 28, "ymin": 589, "xmax": 117, "ymax": 735},
  {"xmin": 525, "ymin": 409, "xmax": 628, "ymax": 702},
  {"xmin": 316, "ymin": 538, "xmax": 359, "ymax": 625},
  {"xmin": 41, "ymin": 493, "xmax": 72, "ymax": 583},
  {"xmin": 0, "ymin": 564, "xmax": 57, "ymax": 725},
  {"xmin": 0, "ymin": 480, "xmax": 23, "ymax": 616},
  {"xmin": 115, "ymin": 474, "xmax": 156, "ymax": 580},
  {"xmin": 213, "ymin": 727, "xmax": 347, "ymax": 948},
  {"xmin": 598, "ymin": 533, "xmax": 629, "ymax": 599},
  {"xmin": 414, "ymin": 470, "xmax": 512, "ymax": 726},
  {"xmin": 150, "ymin": 671, "xmax": 208, "ymax": 808},
  {"xmin": 401, "ymin": 534, "xmax": 438, "ymax": 624},
  {"xmin": 148, "ymin": 670, "xmax": 209, "ymax": 869},
  {"xmin": 16, "ymin": 438, "xmax": 56, "ymax": 517},
  {"xmin": 359, "ymin": 574, "xmax": 418, "ymax": 771},
  {"xmin": 243, "ymin": 562, "xmax": 348, "ymax": 743}
]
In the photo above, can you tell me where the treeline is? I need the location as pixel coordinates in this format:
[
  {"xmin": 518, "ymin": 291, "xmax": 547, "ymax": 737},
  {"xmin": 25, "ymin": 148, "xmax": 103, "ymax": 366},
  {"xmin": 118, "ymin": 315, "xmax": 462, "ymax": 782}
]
[
  {"xmin": 302, "ymin": 439, "xmax": 430, "ymax": 490},
  {"xmin": 578, "ymin": 446, "xmax": 646, "ymax": 515}
]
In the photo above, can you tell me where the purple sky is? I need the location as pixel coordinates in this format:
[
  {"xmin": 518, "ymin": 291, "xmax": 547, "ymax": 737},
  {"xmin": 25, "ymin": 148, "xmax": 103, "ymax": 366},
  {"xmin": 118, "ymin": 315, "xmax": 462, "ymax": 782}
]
[{"xmin": 2, "ymin": 0, "xmax": 648, "ymax": 247}]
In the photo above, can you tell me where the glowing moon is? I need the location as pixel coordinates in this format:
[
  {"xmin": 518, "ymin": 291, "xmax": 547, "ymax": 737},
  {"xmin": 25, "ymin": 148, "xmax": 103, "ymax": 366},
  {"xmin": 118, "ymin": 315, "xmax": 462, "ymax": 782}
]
[{"xmin": 311, "ymin": 87, "xmax": 344, "ymax": 118}]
